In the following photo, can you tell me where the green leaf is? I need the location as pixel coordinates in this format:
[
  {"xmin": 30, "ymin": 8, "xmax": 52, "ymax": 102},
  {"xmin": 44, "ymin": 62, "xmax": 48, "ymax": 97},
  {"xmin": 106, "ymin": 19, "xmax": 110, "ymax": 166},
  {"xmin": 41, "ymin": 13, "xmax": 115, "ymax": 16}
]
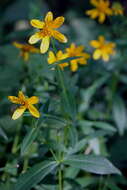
[
  {"xmin": 64, "ymin": 154, "xmax": 121, "ymax": 175},
  {"xmin": 79, "ymin": 75, "xmax": 109, "ymax": 112},
  {"xmin": 112, "ymin": 95, "xmax": 127, "ymax": 135},
  {"xmin": 0, "ymin": 127, "xmax": 8, "ymax": 141},
  {"xmin": 21, "ymin": 127, "xmax": 39, "ymax": 156},
  {"xmin": 79, "ymin": 120, "xmax": 116, "ymax": 132},
  {"xmin": 14, "ymin": 161, "xmax": 58, "ymax": 190}
]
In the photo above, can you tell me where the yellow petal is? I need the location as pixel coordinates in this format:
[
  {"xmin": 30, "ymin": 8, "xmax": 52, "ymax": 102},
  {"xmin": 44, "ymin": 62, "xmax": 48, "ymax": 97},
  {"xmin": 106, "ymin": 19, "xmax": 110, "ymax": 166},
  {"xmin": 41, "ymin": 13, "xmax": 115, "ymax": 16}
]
[
  {"xmin": 90, "ymin": 40, "xmax": 100, "ymax": 48},
  {"xmin": 98, "ymin": 13, "xmax": 106, "ymax": 23},
  {"xmin": 93, "ymin": 49, "xmax": 102, "ymax": 60},
  {"xmin": 30, "ymin": 19, "xmax": 45, "ymax": 29},
  {"xmin": 70, "ymin": 60, "xmax": 78, "ymax": 72},
  {"xmin": 45, "ymin": 11, "xmax": 53, "ymax": 22},
  {"xmin": 40, "ymin": 36, "xmax": 50, "ymax": 54},
  {"xmin": 18, "ymin": 91, "xmax": 26, "ymax": 100},
  {"xmin": 102, "ymin": 53, "xmax": 109, "ymax": 62},
  {"xmin": 90, "ymin": 10, "xmax": 99, "ymax": 19},
  {"xmin": 28, "ymin": 104, "xmax": 40, "ymax": 118},
  {"xmin": 48, "ymin": 51, "xmax": 56, "ymax": 64},
  {"xmin": 23, "ymin": 52, "xmax": 29, "ymax": 61},
  {"xmin": 52, "ymin": 30, "xmax": 67, "ymax": 43},
  {"xmin": 8, "ymin": 96, "xmax": 20, "ymax": 104},
  {"xmin": 13, "ymin": 42, "xmax": 23, "ymax": 49},
  {"xmin": 98, "ymin": 36, "xmax": 105, "ymax": 43},
  {"xmin": 12, "ymin": 106, "xmax": 26, "ymax": 120},
  {"xmin": 28, "ymin": 33, "xmax": 41, "ymax": 44},
  {"xmin": 28, "ymin": 96, "xmax": 39, "ymax": 104},
  {"xmin": 52, "ymin": 16, "xmax": 65, "ymax": 28}
]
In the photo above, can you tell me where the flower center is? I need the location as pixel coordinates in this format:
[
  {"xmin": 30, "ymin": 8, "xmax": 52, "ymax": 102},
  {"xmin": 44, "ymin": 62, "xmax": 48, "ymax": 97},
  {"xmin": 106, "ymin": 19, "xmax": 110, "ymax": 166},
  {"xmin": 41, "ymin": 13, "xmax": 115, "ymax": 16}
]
[
  {"xmin": 98, "ymin": 2, "xmax": 108, "ymax": 12},
  {"xmin": 40, "ymin": 26, "xmax": 52, "ymax": 37}
]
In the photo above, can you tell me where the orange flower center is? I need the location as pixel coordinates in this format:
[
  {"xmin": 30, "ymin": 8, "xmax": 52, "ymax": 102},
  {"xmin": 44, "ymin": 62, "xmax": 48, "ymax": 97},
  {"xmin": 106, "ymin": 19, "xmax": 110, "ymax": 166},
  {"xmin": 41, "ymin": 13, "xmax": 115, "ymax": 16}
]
[{"xmin": 40, "ymin": 26, "xmax": 52, "ymax": 37}]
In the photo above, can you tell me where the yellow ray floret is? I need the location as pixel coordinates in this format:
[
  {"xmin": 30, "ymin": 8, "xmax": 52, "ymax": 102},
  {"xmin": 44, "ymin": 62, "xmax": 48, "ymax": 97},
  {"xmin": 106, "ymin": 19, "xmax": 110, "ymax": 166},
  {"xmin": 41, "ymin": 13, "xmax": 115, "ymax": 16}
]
[
  {"xmin": 13, "ymin": 42, "xmax": 39, "ymax": 61},
  {"xmin": 90, "ymin": 35, "xmax": 116, "ymax": 61},
  {"xmin": 48, "ymin": 50, "xmax": 68, "ymax": 69},
  {"xmin": 8, "ymin": 91, "xmax": 40, "ymax": 120},
  {"xmin": 112, "ymin": 2, "xmax": 124, "ymax": 16},
  {"xmin": 86, "ymin": 0, "xmax": 112, "ymax": 23},
  {"xmin": 65, "ymin": 43, "xmax": 90, "ymax": 72},
  {"xmin": 28, "ymin": 11, "xmax": 68, "ymax": 54}
]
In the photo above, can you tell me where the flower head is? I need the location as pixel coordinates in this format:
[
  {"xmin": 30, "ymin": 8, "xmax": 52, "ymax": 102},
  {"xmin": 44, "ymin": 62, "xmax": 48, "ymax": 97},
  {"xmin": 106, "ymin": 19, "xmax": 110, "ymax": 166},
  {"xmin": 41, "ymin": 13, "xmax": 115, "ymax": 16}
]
[
  {"xmin": 90, "ymin": 35, "xmax": 116, "ymax": 61},
  {"xmin": 8, "ymin": 91, "xmax": 40, "ymax": 120},
  {"xmin": 65, "ymin": 43, "xmax": 90, "ymax": 72},
  {"xmin": 112, "ymin": 2, "xmax": 124, "ymax": 15},
  {"xmin": 48, "ymin": 51, "xmax": 68, "ymax": 69},
  {"xmin": 86, "ymin": 0, "xmax": 112, "ymax": 23},
  {"xmin": 13, "ymin": 42, "xmax": 39, "ymax": 61},
  {"xmin": 28, "ymin": 11, "xmax": 68, "ymax": 54}
]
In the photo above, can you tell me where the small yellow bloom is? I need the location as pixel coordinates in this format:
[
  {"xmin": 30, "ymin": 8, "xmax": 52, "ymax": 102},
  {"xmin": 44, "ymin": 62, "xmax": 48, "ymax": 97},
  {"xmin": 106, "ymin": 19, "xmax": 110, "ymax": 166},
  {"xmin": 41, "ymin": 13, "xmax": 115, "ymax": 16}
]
[
  {"xmin": 86, "ymin": 0, "xmax": 112, "ymax": 23},
  {"xmin": 48, "ymin": 51, "xmax": 68, "ymax": 69},
  {"xmin": 65, "ymin": 43, "xmax": 90, "ymax": 72},
  {"xmin": 112, "ymin": 2, "xmax": 124, "ymax": 15},
  {"xmin": 13, "ymin": 42, "xmax": 39, "ymax": 61},
  {"xmin": 8, "ymin": 91, "xmax": 40, "ymax": 120},
  {"xmin": 28, "ymin": 11, "xmax": 68, "ymax": 54},
  {"xmin": 90, "ymin": 35, "xmax": 116, "ymax": 61}
]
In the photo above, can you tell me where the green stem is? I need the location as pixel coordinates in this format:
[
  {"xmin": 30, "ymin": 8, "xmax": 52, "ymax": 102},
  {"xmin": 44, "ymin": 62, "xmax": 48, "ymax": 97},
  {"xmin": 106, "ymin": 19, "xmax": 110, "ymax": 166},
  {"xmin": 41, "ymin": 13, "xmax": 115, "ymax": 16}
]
[
  {"xmin": 22, "ymin": 157, "xmax": 29, "ymax": 173},
  {"xmin": 58, "ymin": 166, "xmax": 63, "ymax": 190}
]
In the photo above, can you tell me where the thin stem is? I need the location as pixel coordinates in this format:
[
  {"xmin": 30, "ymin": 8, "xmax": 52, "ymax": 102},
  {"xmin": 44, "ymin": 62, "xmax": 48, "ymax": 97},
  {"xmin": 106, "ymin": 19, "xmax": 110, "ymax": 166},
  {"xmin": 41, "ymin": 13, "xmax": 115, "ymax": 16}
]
[
  {"xmin": 49, "ymin": 149, "xmax": 58, "ymax": 163},
  {"xmin": 58, "ymin": 166, "xmax": 63, "ymax": 190},
  {"xmin": 22, "ymin": 157, "xmax": 29, "ymax": 173}
]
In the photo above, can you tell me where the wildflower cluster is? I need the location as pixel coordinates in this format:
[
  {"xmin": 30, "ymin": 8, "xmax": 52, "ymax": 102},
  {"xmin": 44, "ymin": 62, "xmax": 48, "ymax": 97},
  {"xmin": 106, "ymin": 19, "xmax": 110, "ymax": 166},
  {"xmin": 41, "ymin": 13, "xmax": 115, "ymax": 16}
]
[
  {"xmin": 9, "ymin": 7, "xmax": 119, "ymax": 119},
  {"xmin": 86, "ymin": 0, "xmax": 124, "ymax": 23}
]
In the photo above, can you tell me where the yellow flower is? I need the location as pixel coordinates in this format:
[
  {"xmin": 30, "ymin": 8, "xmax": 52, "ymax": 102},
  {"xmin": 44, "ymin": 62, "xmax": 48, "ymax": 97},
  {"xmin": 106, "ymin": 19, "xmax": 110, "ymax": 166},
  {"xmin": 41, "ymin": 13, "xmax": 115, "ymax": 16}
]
[
  {"xmin": 86, "ymin": 0, "xmax": 112, "ymax": 23},
  {"xmin": 112, "ymin": 2, "xmax": 124, "ymax": 15},
  {"xmin": 65, "ymin": 43, "xmax": 90, "ymax": 72},
  {"xmin": 28, "ymin": 11, "xmax": 68, "ymax": 54},
  {"xmin": 90, "ymin": 35, "xmax": 116, "ymax": 61},
  {"xmin": 8, "ymin": 91, "xmax": 40, "ymax": 120},
  {"xmin": 48, "ymin": 51, "xmax": 68, "ymax": 69},
  {"xmin": 13, "ymin": 42, "xmax": 39, "ymax": 61}
]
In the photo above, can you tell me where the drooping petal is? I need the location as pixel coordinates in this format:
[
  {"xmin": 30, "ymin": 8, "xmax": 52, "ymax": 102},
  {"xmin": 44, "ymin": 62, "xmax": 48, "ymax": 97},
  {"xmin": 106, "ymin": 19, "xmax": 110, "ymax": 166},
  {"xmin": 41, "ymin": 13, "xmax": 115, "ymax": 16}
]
[
  {"xmin": 8, "ymin": 96, "xmax": 20, "ymax": 104},
  {"xmin": 12, "ymin": 106, "xmax": 26, "ymax": 120},
  {"xmin": 52, "ymin": 30, "xmax": 67, "ymax": 43},
  {"xmin": 13, "ymin": 42, "xmax": 23, "ymax": 49},
  {"xmin": 70, "ymin": 60, "xmax": 78, "ymax": 72},
  {"xmin": 52, "ymin": 17, "xmax": 65, "ymax": 28},
  {"xmin": 45, "ymin": 11, "xmax": 53, "ymax": 23},
  {"xmin": 93, "ymin": 49, "xmax": 102, "ymax": 60},
  {"xmin": 28, "ymin": 96, "xmax": 39, "ymax": 104},
  {"xmin": 40, "ymin": 36, "xmax": 50, "ymax": 54},
  {"xmin": 102, "ymin": 53, "xmax": 109, "ymax": 62},
  {"xmin": 23, "ymin": 52, "xmax": 29, "ymax": 61},
  {"xmin": 90, "ymin": 40, "xmax": 100, "ymax": 48},
  {"xmin": 48, "ymin": 51, "xmax": 56, "ymax": 64},
  {"xmin": 30, "ymin": 19, "xmax": 45, "ymax": 29},
  {"xmin": 98, "ymin": 13, "xmax": 106, "ymax": 23},
  {"xmin": 28, "ymin": 104, "xmax": 40, "ymax": 118},
  {"xmin": 28, "ymin": 33, "xmax": 41, "ymax": 44}
]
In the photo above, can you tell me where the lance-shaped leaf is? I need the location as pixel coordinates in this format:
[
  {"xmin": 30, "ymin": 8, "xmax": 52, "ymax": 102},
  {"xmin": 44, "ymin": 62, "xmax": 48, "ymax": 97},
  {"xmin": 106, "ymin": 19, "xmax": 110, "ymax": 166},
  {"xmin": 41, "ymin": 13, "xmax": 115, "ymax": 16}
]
[
  {"xmin": 21, "ymin": 127, "xmax": 39, "ymax": 156},
  {"xmin": 64, "ymin": 154, "xmax": 121, "ymax": 175},
  {"xmin": 14, "ymin": 161, "xmax": 58, "ymax": 190}
]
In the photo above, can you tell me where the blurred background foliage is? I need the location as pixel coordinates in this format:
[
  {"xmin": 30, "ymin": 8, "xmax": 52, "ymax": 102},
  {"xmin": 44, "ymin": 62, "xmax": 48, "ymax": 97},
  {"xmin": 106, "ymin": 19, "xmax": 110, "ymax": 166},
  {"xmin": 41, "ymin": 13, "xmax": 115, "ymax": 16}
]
[{"xmin": 1, "ymin": 0, "xmax": 127, "ymax": 189}]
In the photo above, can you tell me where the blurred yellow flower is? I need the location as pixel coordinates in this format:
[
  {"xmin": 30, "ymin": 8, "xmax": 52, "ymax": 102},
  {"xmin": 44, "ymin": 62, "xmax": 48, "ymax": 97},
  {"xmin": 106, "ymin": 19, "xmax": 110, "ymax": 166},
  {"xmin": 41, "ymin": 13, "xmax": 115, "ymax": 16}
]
[
  {"xmin": 90, "ymin": 35, "xmax": 116, "ymax": 61},
  {"xmin": 28, "ymin": 11, "xmax": 68, "ymax": 54},
  {"xmin": 13, "ymin": 42, "xmax": 39, "ymax": 61},
  {"xmin": 112, "ymin": 2, "xmax": 124, "ymax": 15},
  {"xmin": 48, "ymin": 51, "xmax": 68, "ymax": 69},
  {"xmin": 8, "ymin": 91, "xmax": 40, "ymax": 120},
  {"xmin": 86, "ymin": 0, "xmax": 112, "ymax": 23},
  {"xmin": 65, "ymin": 43, "xmax": 90, "ymax": 72}
]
